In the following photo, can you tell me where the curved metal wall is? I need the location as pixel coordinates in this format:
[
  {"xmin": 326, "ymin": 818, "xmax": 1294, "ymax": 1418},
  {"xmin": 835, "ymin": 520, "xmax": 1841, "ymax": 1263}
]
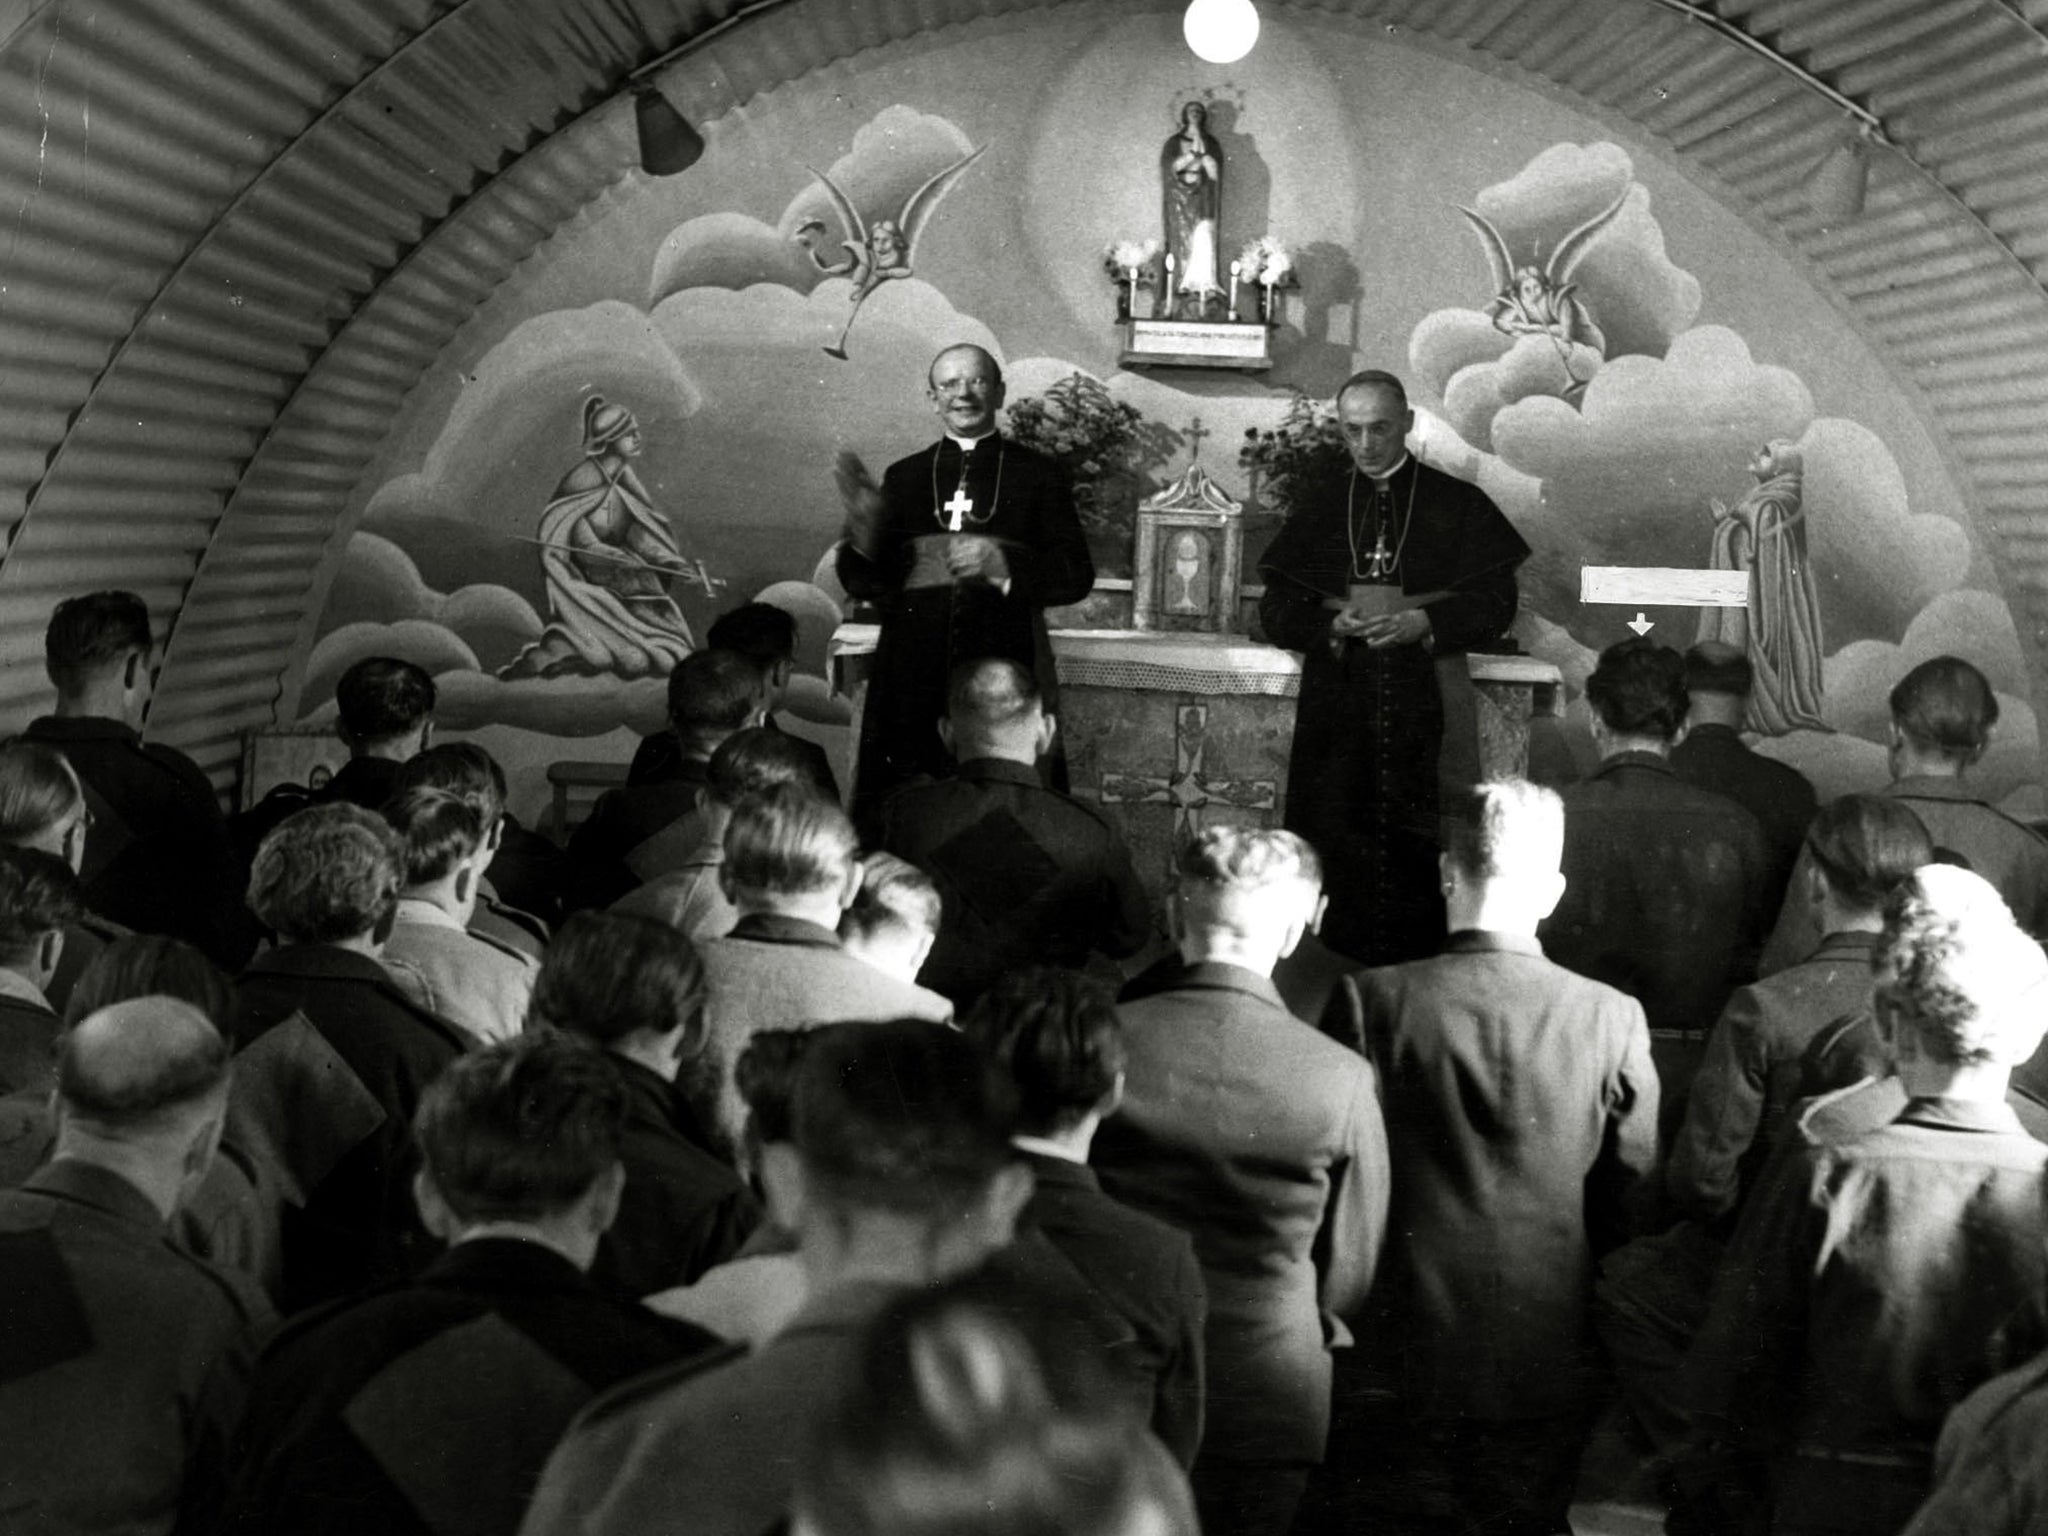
[{"xmin": 2, "ymin": 0, "xmax": 2047, "ymax": 795}]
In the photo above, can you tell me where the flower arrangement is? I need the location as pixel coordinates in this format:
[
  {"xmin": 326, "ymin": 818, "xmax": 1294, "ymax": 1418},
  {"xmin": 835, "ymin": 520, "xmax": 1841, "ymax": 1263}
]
[
  {"xmin": 1103, "ymin": 238, "xmax": 1163, "ymax": 283},
  {"xmin": 1239, "ymin": 392, "xmax": 1347, "ymax": 520},
  {"xmin": 1236, "ymin": 235, "xmax": 1296, "ymax": 289},
  {"xmin": 1005, "ymin": 374, "xmax": 1146, "ymax": 532}
]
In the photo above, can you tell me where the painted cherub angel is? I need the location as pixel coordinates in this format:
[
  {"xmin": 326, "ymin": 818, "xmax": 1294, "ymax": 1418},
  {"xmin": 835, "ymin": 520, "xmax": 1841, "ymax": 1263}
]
[
  {"xmin": 1460, "ymin": 186, "xmax": 1629, "ymax": 401},
  {"xmin": 793, "ymin": 145, "xmax": 986, "ymax": 360}
]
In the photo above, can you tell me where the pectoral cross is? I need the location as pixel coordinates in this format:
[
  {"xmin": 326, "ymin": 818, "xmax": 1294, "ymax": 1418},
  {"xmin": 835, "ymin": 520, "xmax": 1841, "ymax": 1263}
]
[
  {"xmin": 943, "ymin": 487, "xmax": 974, "ymax": 532},
  {"xmin": 1364, "ymin": 528, "xmax": 1394, "ymax": 580}
]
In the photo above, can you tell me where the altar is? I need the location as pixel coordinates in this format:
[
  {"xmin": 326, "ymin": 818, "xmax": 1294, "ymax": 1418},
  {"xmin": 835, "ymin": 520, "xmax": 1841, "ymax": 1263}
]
[{"xmin": 830, "ymin": 623, "xmax": 1561, "ymax": 892}]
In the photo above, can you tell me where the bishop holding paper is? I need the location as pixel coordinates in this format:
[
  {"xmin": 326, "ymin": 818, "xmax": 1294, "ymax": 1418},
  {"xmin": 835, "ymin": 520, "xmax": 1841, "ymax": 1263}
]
[
  {"xmin": 1259, "ymin": 369, "xmax": 1530, "ymax": 966},
  {"xmin": 837, "ymin": 344, "xmax": 1094, "ymax": 816}
]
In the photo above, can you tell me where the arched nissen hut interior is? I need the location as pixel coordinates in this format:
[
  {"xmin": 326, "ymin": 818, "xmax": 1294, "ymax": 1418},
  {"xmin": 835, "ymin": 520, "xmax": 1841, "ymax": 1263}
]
[{"xmin": 11, "ymin": 1, "xmax": 2048, "ymax": 1532}]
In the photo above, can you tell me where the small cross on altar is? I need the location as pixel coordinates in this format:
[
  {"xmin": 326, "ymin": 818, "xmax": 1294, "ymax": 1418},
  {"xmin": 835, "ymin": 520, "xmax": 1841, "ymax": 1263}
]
[
  {"xmin": 1185, "ymin": 416, "xmax": 1210, "ymax": 464},
  {"xmin": 1099, "ymin": 703, "xmax": 1278, "ymax": 859},
  {"xmin": 943, "ymin": 487, "xmax": 975, "ymax": 532}
]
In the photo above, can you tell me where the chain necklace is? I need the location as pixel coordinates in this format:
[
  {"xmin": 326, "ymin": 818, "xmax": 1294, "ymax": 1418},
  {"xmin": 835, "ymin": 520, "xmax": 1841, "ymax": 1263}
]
[
  {"xmin": 931, "ymin": 439, "xmax": 1006, "ymax": 531},
  {"xmin": 1346, "ymin": 465, "xmax": 1418, "ymax": 583}
]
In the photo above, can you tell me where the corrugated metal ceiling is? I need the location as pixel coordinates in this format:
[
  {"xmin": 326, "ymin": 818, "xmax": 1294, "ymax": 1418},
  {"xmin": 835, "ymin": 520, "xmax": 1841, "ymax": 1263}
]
[{"xmin": 2, "ymin": 0, "xmax": 2047, "ymax": 795}]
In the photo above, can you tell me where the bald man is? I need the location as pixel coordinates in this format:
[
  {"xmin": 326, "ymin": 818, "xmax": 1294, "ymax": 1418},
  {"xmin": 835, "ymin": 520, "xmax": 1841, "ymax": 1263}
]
[
  {"xmin": 836, "ymin": 343, "xmax": 1094, "ymax": 816},
  {"xmin": 0, "ymin": 998, "xmax": 267, "ymax": 1534},
  {"xmin": 875, "ymin": 658, "xmax": 1149, "ymax": 1007}
]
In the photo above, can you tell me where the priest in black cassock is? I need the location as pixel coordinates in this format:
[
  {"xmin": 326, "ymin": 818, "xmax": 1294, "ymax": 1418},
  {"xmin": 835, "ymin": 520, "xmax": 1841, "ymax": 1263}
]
[
  {"xmin": 836, "ymin": 343, "xmax": 1093, "ymax": 818},
  {"xmin": 1259, "ymin": 370, "xmax": 1529, "ymax": 966}
]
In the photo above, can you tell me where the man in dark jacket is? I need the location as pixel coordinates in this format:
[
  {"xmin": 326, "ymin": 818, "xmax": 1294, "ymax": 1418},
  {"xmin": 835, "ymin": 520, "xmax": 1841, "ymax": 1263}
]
[
  {"xmin": 531, "ymin": 910, "xmax": 757, "ymax": 1299},
  {"xmin": 222, "ymin": 1032, "xmax": 727, "ymax": 1535},
  {"xmin": 237, "ymin": 803, "xmax": 469, "ymax": 1312},
  {"xmin": 1542, "ymin": 639, "xmax": 1773, "ymax": 1047},
  {"xmin": 26, "ymin": 589, "xmax": 255, "ymax": 967},
  {"xmin": 877, "ymin": 658, "xmax": 1151, "ymax": 1007},
  {"xmin": 567, "ymin": 647, "xmax": 766, "ymax": 907},
  {"xmin": 1322, "ymin": 779, "xmax": 1659, "ymax": 1536},
  {"xmin": 0, "ymin": 997, "xmax": 267, "ymax": 1535},
  {"xmin": 1094, "ymin": 827, "xmax": 1387, "ymax": 1536},
  {"xmin": 964, "ymin": 964, "xmax": 1207, "ymax": 1469},
  {"xmin": 1670, "ymin": 641, "xmax": 1818, "ymax": 919}
]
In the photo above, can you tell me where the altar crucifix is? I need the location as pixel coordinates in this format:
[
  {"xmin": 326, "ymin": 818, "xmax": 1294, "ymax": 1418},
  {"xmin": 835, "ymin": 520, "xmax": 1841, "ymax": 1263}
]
[{"xmin": 1100, "ymin": 702, "xmax": 1278, "ymax": 872}]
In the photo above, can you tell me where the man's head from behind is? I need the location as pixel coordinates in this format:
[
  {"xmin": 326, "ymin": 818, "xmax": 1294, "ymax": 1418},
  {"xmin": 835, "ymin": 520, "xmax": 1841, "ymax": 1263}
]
[
  {"xmin": 1441, "ymin": 779, "xmax": 1567, "ymax": 933},
  {"xmin": 0, "ymin": 740, "xmax": 89, "ymax": 871},
  {"xmin": 391, "ymin": 742, "xmax": 509, "ymax": 847},
  {"xmin": 708, "ymin": 603, "xmax": 800, "ymax": 696},
  {"xmin": 706, "ymin": 726, "xmax": 838, "ymax": 812},
  {"xmin": 941, "ymin": 659, "xmax": 1053, "ymax": 767},
  {"xmin": 529, "ymin": 911, "xmax": 706, "ymax": 1080},
  {"xmin": 247, "ymin": 802, "xmax": 404, "ymax": 948},
  {"xmin": 1586, "ymin": 639, "xmax": 1688, "ymax": 753},
  {"xmin": 411, "ymin": 1031, "xmax": 628, "ymax": 1268},
  {"xmin": 962, "ymin": 967, "xmax": 1123, "ymax": 1145},
  {"xmin": 668, "ymin": 647, "xmax": 767, "ymax": 757},
  {"xmin": 1873, "ymin": 865, "xmax": 2048, "ymax": 1076},
  {"xmin": 0, "ymin": 844, "xmax": 81, "ymax": 993},
  {"xmin": 720, "ymin": 783, "xmax": 861, "ymax": 919},
  {"xmin": 1173, "ymin": 826, "xmax": 1322, "ymax": 974},
  {"xmin": 763, "ymin": 1020, "xmax": 1028, "ymax": 1285},
  {"xmin": 45, "ymin": 591, "xmax": 153, "ymax": 724},
  {"xmin": 335, "ymin": 657, "xmax": 436, "ymax": 761},
  {"xmin": 1683, "ymin": 641, "xmax": 1751, "ymax": 729},
  {"xmin": 55, "ymin": 997, "xmax": 229, "ymax": 1218},
  {"xmin": 1889, "ymin": 655, "xmax": 1997, "ymax": 778},
  {"xmin": 839, "ymin": 854, "xmax": 942, "ymax": 984},
  {"xmin": 1803, "ymin": 793, "xmax": 1934, "ymax": 922},
  {"xmin": 383, "ymin": 785, "xmax": 489, "ymax": 919}
]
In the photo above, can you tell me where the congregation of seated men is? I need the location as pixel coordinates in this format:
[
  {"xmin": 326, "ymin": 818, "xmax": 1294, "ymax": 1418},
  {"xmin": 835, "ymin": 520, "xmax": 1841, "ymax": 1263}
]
[{"xmin": 7, "ymin": 586, "xmax": 2048, "ymax": 1536}]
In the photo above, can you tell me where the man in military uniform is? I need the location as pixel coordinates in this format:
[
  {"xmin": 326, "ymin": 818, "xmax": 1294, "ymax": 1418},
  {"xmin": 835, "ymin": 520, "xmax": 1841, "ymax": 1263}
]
[
  {"xmin": 0, "ymin": 996, "xmax": 267, "ymax": 1533},
  {"xmin": 26, "ymin": 589, "xmax": 255, "ymax": 968},
  {"xmin": 875, "ymin": 658, "xmax": 1151, "ymax": 1007},
  {"xmin": 221, "ymin": 1032, "xmax": 726, "ymax": 1536}
]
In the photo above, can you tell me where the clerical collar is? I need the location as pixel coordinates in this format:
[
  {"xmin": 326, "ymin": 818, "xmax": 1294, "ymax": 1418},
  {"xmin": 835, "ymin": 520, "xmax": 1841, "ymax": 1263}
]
[
  {"xmin": 946, "ymin": 429, "xmax": 998, "ymax": 451},
  {"xmin": 1366, "ymin": 454, "xmax": 1411, "ymax": 488}
]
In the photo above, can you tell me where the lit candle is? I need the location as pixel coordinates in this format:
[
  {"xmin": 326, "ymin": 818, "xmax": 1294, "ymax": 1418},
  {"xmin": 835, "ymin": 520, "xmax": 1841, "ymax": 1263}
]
[
  {"xmin": 1127, "ymin": 265, "xmax": 1139, "ymax": 318},
  {"xmin": 1228, "ymin": 259, "xmax": 1241, "ymax": 321}
]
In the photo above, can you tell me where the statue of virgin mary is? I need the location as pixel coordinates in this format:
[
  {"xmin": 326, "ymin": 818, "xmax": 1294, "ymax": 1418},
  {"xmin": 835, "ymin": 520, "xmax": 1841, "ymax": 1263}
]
[
  {"xmin": 1161, "ymin": 101, "xmax": 1223, "ymax": 320},
  {"xmin": 501, "ymin": 397, "xmax": 697, "ymax": 680}
]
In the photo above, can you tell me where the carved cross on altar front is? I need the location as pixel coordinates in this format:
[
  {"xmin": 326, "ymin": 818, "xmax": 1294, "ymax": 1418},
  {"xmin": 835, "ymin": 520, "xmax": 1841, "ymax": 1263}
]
[{"xmin": 1099, "ymin": 702, "xmax": 1278, "ymax": 850}]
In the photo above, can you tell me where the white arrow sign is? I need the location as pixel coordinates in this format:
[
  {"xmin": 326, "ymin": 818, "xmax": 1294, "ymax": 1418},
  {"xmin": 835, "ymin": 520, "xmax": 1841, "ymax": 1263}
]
[
  {"xmin": 1627, "ymin": 612, "xmax": 1655, "ymax": 636},
  {"xmin": 1581, "ymin": 566, "xmax": 1749, "ymax": 608}
]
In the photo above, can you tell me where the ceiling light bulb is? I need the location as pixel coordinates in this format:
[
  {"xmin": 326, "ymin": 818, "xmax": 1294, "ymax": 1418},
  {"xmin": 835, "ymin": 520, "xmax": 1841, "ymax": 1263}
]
[{"xmin": 1184, "ymin": 0, "xmax": 1260, "ymax": 64}]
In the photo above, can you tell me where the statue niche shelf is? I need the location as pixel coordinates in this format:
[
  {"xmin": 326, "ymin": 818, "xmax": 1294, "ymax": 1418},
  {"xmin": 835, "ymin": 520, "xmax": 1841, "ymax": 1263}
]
[{"xmin": 1119, "ymin": 318, "xmax": 1272, "ymax": 373}]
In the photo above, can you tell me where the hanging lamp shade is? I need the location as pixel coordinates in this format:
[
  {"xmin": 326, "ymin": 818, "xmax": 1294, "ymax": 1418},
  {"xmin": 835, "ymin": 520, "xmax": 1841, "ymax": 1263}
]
[
  {"xmin": 636, "ymin": 85, "xmax": 704, "ymax": 176},
  {"xmin": 1183, "ymin": 0, "xmax": 1260, "ymax": 64}
]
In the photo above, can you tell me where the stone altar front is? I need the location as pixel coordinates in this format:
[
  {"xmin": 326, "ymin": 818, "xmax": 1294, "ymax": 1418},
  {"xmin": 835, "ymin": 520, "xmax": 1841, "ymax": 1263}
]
[{"xmin": 830, "ymin": 624, "xmax": 1561, "ymax": 895}]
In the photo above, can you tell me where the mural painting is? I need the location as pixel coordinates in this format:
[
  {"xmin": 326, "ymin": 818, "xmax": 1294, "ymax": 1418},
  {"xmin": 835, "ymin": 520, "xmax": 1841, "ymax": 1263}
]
[{"xmin": 305, "ymin": 13, "xmax": 2030, "ymax": 816}]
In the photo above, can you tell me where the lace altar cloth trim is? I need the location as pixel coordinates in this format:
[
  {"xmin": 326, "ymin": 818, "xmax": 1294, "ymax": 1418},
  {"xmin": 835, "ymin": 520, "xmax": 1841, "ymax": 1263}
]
[{"xmin": 1055, "ymin": 654, "xmax": 1299, "ymax": 697}]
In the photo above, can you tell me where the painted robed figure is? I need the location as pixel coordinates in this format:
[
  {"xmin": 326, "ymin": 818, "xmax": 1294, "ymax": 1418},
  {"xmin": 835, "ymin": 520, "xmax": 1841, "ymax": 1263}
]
[
  {"xmin": 504, "ymin": 398, "xmax": 698, "ymax": 681},
  {"xmin": 1259, "ymin": 371, "xmax": 1529, "ymax": 966},
  {"xmin": 836, "ymin": 344, "xmax": 1094, "ymax": 816}
]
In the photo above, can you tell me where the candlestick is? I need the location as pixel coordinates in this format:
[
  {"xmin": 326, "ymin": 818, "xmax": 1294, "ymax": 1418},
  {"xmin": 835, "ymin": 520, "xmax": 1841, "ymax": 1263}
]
[
  {"xmin": 1127, "ymin": 266, "xmax": 1139, "ymax": 320},
  {"xmin": 1228, "ymin": 260, "xmax": 1241, "ymax": 322},
  {"xmin": 1263, "ymin": 277, "xmax": 1275, "ymax": 326}
]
